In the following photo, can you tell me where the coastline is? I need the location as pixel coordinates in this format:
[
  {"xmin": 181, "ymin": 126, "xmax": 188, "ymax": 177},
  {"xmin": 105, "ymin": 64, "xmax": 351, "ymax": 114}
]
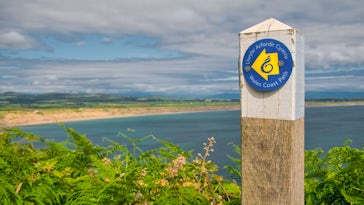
[
  {"xmin": 1, "ymin": 105, "xmax": 240, "ymax": 127},
  {"xmin": 305, "ymin": 101, "xmax": 364, "ymax": 108},
  {"xmin": 2, "ymin": 101, "xmax": 364, "ymax": 127}
]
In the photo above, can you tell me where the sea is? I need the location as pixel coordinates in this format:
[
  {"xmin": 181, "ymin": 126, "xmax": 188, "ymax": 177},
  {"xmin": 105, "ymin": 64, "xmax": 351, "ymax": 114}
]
[{"xmin": 19, "ymin": 105, "xmax": 364, "ymax": 178}]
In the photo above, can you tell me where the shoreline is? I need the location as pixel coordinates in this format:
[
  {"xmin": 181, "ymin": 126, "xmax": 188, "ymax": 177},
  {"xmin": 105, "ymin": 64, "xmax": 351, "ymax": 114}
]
[
  {"xmin": 305, "ymin": 101, "xmax": 364, "ymax": 108},
  {"xmin": 2, "ymin": 101, "xmax": 364, "ymax": 127},
  {"xmin": 1, "ymin": 105, "xmax": 240, "ymax": 127},
  {"xmin": 20, "ymin": 109, "xmax": 240, "ymax": 127}
]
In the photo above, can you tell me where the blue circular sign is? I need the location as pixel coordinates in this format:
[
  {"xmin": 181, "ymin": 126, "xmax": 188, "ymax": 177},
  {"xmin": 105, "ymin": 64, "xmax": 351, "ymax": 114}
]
[{"xmin": 242, "ymin": 38, "xmax": 293, "ymax": 92}]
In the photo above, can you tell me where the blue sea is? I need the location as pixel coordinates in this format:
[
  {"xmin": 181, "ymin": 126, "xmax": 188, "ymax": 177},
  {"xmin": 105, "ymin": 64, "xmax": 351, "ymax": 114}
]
[{"xmin": 20, "ymin": 105, "xmax": 364, "ymax": 177}]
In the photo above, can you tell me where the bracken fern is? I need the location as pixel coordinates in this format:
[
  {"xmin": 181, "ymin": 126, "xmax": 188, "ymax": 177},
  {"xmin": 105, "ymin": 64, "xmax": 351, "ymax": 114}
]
[{"xmin": 0, "ymin": 126, "xmax": 241, "ymax": 204}]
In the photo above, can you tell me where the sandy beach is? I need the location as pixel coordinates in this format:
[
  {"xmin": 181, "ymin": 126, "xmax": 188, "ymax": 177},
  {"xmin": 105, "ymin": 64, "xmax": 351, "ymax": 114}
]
[
  {"xmin": 305, "ymin": 101, "xmax": 364, "ymax": 107},
  {"xmin": 1, "ymin": 105, "xmax": 240, "ymax": 127},
  {"xmin": 2, "ymin": 101, "xmax": 364, "ymax": 127}
]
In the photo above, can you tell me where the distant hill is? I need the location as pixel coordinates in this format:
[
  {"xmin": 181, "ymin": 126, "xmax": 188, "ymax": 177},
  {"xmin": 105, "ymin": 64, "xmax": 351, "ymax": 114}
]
[
  {"xmin": 306, "ymin": 91, "xmax": 364, "ymax": 100},
  {"xmin": 208, "ymin": 93, "xmax": 240, "ymax": 99},
  {"xmin": 209, "ymin": 91, "xmax": 364, "ymax": 100},
  {"xmin": 0, "ymin": 92, "xmax": 234, "ymax": 109},
  {"xmin": 1, "ymin": 91, "xmax": 363, "ymax": 109}
]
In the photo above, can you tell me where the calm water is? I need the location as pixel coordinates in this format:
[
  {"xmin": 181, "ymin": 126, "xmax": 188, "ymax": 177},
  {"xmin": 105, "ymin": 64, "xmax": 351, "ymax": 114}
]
[{"xmin": 20, "ymin": 106, "xmax": 364, "ymax": 177}]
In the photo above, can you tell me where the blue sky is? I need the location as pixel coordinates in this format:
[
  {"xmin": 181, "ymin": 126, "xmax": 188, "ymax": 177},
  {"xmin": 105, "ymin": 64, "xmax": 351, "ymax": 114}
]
[{"xmin": 0, "ymin": 0, "xmax": 363, "ymax": 97}]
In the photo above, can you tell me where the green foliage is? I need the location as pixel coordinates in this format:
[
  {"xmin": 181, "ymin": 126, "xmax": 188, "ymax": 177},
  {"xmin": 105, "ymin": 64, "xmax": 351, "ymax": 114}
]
[
  {"xmin": 4, "ymin": 125, "xmax": 362, "ymax": 204},
  {"xmin": 224, "ymin": 142, "xmax": 241, "ymax": 181},
  {"xmin": 224, "ymin": 140, "xmax": 364, "ymax": 204},
  {"xmin": 155, "ymin": 187, "xmax": 209, "ymax": 205},
  {"xmin": 305, "ymin": 141, "xmax": 364, "ymax": 204},
  {"xmin": 0, "ymin": 126, "xmax": 240, "ymax": 204}
]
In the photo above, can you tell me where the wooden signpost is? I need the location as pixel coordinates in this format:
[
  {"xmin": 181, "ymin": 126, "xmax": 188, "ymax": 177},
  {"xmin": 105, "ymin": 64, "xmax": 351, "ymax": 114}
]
[{"xmin": 238, "ymin": 18, "xmax": 304, "ymax": 204}]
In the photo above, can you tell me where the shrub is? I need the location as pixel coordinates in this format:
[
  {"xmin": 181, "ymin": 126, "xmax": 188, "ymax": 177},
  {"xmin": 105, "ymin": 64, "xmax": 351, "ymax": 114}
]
[
  {"xmin": 223, "ymin": 140, "xmax": 364, "ymax": 204},
  {"xmin": 8, "ymin": 126, "xmax": 364, "ymax": 204},
  {"xmin": 0, "ymin": 126, "xmax": 241, "ymax": 204},
  {"xmin": 305, "ymin": 141, "xmax": 364, "ymax": 204}
]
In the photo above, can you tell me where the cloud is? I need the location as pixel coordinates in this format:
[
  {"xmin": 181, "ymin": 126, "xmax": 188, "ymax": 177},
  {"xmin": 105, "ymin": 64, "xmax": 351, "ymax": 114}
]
[
  {"xmin": 0, "ymin": 0, "xmax": 363, "ymax": 96},
  {"xmin": 75, "ymin": 41, "xmax": 86, "ymax": 47},
  {"xmin": 304, "ymin": 23, "xmax": 364, "ymax": 70},
  {"xmin": 0, "ymin": 56, "xmax": 237, "ymax": 96},
  {"xmin": 101, "ymin": 37, "xmax": 112, "ymax": 43},
  {"xmin": 0, "ymin": 31, "xmax": 38, "ymax": 49},
  {"xmin": 306, "ymin": 66, "xmax": 364, "ymax": 92},
  {"xmin": 1, "ymin": 1, "xmax": 363, "ymax": 64}
]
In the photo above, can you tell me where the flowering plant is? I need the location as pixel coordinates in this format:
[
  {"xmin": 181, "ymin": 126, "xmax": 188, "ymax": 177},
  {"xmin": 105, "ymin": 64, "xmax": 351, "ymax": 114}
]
[{"xmin": 0, "ymin": 126, "xmax": 241, "ymax": 204}]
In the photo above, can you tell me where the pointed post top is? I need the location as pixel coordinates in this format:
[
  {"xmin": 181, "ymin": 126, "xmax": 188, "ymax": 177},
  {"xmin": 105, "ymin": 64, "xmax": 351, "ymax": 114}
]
[{"xmin": 240, "ymin": 18, "xmax": 294, "ymax": 34}]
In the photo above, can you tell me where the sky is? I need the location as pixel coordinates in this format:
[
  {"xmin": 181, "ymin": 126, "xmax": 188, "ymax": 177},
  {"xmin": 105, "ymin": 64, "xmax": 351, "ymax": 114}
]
[{"xmin": 0, "ymin": 0, "xmax": 363, "ymax": 98}]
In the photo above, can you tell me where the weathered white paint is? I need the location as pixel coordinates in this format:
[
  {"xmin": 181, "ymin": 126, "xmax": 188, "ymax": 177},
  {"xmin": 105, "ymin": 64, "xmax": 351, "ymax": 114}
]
[{"xmin": 239, "ymin": 18, "xmax": 304, "ymax": 120}]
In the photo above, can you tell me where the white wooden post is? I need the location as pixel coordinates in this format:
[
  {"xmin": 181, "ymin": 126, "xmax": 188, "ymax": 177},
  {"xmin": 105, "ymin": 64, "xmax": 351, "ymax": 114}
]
[{"xmin": 239, "ymin": 18, "xmax": 304, "ymax": 205}]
